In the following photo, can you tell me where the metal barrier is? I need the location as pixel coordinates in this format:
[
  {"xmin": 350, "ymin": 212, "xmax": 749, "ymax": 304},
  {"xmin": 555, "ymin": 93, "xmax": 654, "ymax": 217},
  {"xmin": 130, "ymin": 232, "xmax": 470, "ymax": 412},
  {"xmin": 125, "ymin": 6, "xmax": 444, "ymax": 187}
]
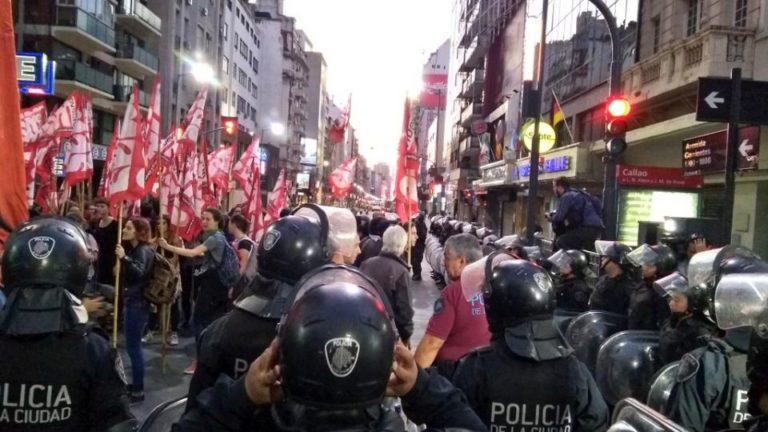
[{"xmin": 139, "ymin": 397, "xmax": 187, "ymax": 432}]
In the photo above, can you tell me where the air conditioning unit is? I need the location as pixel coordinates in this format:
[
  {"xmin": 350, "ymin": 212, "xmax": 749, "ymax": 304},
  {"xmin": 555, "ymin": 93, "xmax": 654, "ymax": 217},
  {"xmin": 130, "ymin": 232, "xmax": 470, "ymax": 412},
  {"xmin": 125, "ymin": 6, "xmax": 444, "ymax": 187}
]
[{"xmin": 201, "ymin": 7, "xmax": 209, "ymax": 16}]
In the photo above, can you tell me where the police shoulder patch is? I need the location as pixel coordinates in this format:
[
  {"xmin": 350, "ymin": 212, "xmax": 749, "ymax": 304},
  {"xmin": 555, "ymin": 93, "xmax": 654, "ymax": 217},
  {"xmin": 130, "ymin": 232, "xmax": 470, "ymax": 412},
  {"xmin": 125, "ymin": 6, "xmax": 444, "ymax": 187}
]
[
  {"xmin": 433, "ymin": 298, "xmax": 445, "ymax": 315},
  {"xmin": 676, "ymin": 352, "xmax": 701, "ymax": 383}
]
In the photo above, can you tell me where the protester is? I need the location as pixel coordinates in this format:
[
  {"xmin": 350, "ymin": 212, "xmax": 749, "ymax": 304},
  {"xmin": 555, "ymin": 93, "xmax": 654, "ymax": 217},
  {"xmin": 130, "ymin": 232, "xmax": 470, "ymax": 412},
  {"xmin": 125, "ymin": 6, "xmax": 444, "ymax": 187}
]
[
  {"xmin": 144, "ymin": 215, "xmax": 184, "ymax": 346},
  {"xmin": 92, "ymin": 196, "xmax": 120, "ymax": 285},
  {"xmin": 410, "ymin": 212, "xmax": 427, "ymax": 281},
  {"xmin": 548, "ymin": 177, "xmax": 603, "ymax": 251},
  {"xmin": 228, "ymin": 213, "xmax": 255, "ymax": 275}
]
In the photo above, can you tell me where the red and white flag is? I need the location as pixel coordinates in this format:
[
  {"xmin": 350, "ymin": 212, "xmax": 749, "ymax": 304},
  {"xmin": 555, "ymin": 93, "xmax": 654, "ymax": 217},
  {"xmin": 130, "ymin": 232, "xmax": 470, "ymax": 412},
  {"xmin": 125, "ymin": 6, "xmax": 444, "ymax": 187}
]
[
  {"xmin": 329, "ymin": 95, "xmax": 351, "ymax": 144},
  {"xmin": 108, "ymin": 85, "xmax": 146, "ymax": 206},
  {"xmin": 197, "ymin": 142, "xmax": 216, "ymax": 208},
  {"xmin": 245, "ymin": 165, "xmax": 264, "ymax": 242},
  {"xmin": 178, "ymin": 88, "xmax": 207, "ymax": 154},
  {"xmin": 143, "ymin": 78, "xmax": 163, "ymax": 191},
  {"xmin": 64, "ymin": 94, "xmax": 94, "ymax": 185},
  {"xmin": 264, "ymin": 168, "xmax": 287, "ymax": 224},
  {"xmin": 208, "ymin": 144, "xmax": 235, "ymax": 192},
  {"xmin": 171, "ymin": 151, "xmax": 202, "ymax": 241},
  {"xmin": 232, "ymin": 135, "xmax": 260, "ymax": 191},
  {"xmin": 159, "ymin": 160, "xmax": 179, "ymax": 218},
  {"xmin": 20, "ymin": 102, "xmax": 47, "ymax": 148},
  {"xmin": 395, "ymin": 98, "xmax": 419, "ymax": 221},
  {"xmin": 328, "ymin": 156, "xmax": 357, "ymax": 199},
  {"xmin": 97, "ymin": 119, "xmax": 119, "ymax": 199}
]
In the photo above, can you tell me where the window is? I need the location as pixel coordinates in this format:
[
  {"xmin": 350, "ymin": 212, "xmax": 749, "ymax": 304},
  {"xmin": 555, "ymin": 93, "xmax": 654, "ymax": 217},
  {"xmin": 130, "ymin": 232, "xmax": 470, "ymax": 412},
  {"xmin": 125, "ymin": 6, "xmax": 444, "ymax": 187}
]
[
  {"xmin": 652, "ymin": 16, "xmax": 661, "ymax": 54},
  {"xmin": 222, "ymin": 22, "xmax": 228, "ymax": 40},
  {"xmin": 197, "ymin": 25, "xmax": 205, "ymax": 49},
  {"xmin": 239, "ymin": 68, "xmax": 247, "ymax": 87},
  {"xmin": 222, "ymin": 56, "xmax": 228, "ymax": 74},
  {"xmin": 252, "ymin": 59, "xmax": 258, "ymax": 74},
  {"xmin": 686, "ymin": 0, "xmax": 701, "ymax": 37},
  {"xmin": 735, "ymin": 0, "xmax": 748, "ymax": 27},
  {"xmin": 237, "ymin": 96, "xmax": 246, "ymax": 114},
  {"xmin": 239, "ymin": 37, "xmax": 248, "ymax": 58}
]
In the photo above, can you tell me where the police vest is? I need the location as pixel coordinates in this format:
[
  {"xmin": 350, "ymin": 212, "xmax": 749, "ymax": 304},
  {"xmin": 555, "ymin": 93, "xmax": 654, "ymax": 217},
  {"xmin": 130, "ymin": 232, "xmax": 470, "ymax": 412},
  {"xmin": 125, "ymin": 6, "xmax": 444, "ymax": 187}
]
[
  {"xmin": 724, "ymin": 349, "xmax": 751, "ymax": 429},
  {"xmin": 0, "ymin": 332, "xmax": 92, "ymax": 431},
  {"xmin": 213, "ymin": 308, "xmax": 278, "ymax": 380},
  {"xmin": 469, "ymin": 347, "xmax": 585, "ymax": 432}
]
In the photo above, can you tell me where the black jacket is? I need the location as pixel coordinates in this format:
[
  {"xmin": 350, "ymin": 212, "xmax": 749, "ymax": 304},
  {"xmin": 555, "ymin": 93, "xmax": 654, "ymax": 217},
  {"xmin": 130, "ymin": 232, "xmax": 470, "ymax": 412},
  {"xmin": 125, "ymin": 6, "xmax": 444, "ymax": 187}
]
[
  {"xmin": 627, "ymin": 279, "xmax": 670, "ymax": 331},
  {"xmin": 658, "ymin": 314, "xmax": 720, "ymax": 365},
  {"xmin": 360, "ymin": 253, "xmax": 414, "ymax": 341},
  {"xmin": 555, "ymin": 276, "xmax": 591, "ymax": 313},
  {"xmin": 120, "ymin": 243, "xmax": 154, "ymax": 302},
  {"xmin": 452, "ymin": 320, "xmax": 609, "ymax": 432},
  {"xmin": 589, "ymin": 271, "xmax": 639, "ymax": 316},
  {"xmin": 174, "ymin": 368, "xmax": 488, "ymax": 431}
]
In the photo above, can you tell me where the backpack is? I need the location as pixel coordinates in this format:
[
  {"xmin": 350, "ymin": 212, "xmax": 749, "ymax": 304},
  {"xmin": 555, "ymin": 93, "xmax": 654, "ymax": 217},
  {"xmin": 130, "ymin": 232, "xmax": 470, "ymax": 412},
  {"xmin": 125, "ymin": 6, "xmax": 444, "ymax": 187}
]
[
  {"xmin": 144, "ymin": 252, "xmax": 179, "ymax": 305},
  {"xmin": 570, "ymin": 189, "xmax": 603, "ymax": 226},
  {"xmin": 211, "ymin": 233, "xmax": 241, "ymax": 288}
]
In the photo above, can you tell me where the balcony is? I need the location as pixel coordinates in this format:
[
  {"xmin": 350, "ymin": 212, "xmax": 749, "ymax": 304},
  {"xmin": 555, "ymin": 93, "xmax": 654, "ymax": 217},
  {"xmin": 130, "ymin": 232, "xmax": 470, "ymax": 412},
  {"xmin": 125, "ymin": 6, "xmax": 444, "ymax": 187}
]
[
  {"xmin": 460, "ymin": 102, "xmax": 482, "ymax": 128},
  {"xmin": 55, "ymin": 60, "xmax": 114, "ymax": 99},
  {"xmin": 624, "ymin": 26, "xmax": 756, "ymax": 105},
  {"xmin": 459, "ymin": 69, "xmax": 485, "ymax": 100},
  {"xmin": 116, "ymin": 1, "xmax": 162, "ymax": 38},
  {"xmin": 52, "ymin": 7, "xmax": 116, "ymax": 55},
  {"xmin": 114, "ymin": 85, "xmax": 150, "ymax": 107},
  {"xmin": 462, "ymin": 34, "xmax": 490, "ymax": 71},
  {"xmin": 115, "ymin": 44, "xmax": 158, "ymax": 78}
]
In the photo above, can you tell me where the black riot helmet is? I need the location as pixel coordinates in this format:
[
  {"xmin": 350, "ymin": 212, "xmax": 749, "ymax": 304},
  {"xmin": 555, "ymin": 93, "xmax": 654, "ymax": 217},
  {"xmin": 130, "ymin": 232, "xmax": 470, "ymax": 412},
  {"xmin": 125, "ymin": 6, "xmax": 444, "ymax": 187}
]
[
  {"xmin": 278, "ymin": 281, "xmax": 396, "ymax": 412},
  {"xmin": 257, "ymin": 214, "xmax": 330, "ymax": 283},
  {"xmin": 484, "ymin": 257, "xmax": 556, "ymax": 333},
  {"xmin": 2, "ymin": 216, "xmax": 91, "ymax": 296},
  {"xmin": 596, "ymin": 241, "xmax": 631, "ymax": 266}
]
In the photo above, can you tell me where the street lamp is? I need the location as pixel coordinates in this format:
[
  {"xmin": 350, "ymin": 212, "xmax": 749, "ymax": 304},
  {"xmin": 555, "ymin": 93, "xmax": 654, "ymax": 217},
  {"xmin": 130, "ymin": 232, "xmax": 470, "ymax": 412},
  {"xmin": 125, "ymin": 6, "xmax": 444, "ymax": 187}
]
[{"xmin": 270, "ymin": 122, "xmax": 285, "ymax": 136}]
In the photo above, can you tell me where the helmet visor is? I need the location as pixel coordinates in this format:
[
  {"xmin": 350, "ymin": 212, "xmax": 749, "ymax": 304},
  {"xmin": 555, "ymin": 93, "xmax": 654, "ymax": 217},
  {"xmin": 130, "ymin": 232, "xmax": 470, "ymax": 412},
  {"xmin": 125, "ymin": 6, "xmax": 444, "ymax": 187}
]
[
  {"xmin": 595, "ymin": 240, "xmax": 616, "ymax": 256},
  {"xmin": 653, "ymin": 272, "xmax": 688, "ymax": 297},
  {"xmin": 524, "ymin": 246, "xmax": 541, "ymax": 261},
  {"xmin": 495, "ymin": 235, "xmax": 524, "ymax": 250},
  {"xmin": 714, "ymin": 273, "xmax": 768, "ymax": 331},
  {"xmin": 295, "ymin": 206, "xmax": 358, "ymax": 258},
  {"xmin": 625, "ymin": 244, "xmax": 658, "ymax": 268},
  {"xmin": 688, "ymin": 246, "xmax": 758, "ymax": 288},
  {"xmin": 547, "ymin": 249, "xmax": 574, "ymax": 270},
  {"xmin": 461, "ymin": 252, "xmax": 515, "ymax": 301}
]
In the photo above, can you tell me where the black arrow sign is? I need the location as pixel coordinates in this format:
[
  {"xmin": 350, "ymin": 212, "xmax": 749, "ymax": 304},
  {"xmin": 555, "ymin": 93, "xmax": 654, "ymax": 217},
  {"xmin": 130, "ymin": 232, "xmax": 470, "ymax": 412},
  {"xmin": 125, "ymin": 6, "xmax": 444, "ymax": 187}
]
[{"xmin": 697, "ymin": 77, "xmax": 768, "ymax": 124}]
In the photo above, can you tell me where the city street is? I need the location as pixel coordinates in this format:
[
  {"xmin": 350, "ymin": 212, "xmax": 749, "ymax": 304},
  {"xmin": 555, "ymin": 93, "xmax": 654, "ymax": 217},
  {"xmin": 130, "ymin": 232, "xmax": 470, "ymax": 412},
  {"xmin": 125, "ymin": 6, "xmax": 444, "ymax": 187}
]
[{"xmin": 127, "ymin": 259, "xmax": 442, "ymax": 421}]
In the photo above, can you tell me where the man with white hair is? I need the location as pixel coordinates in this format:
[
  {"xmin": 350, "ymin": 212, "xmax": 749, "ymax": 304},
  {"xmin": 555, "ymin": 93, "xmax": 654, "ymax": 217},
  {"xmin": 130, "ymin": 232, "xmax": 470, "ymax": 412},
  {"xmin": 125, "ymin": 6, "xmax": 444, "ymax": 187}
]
[{"xmin": 360, "ymin": 225, "xmax": 415, "ymax": 345}]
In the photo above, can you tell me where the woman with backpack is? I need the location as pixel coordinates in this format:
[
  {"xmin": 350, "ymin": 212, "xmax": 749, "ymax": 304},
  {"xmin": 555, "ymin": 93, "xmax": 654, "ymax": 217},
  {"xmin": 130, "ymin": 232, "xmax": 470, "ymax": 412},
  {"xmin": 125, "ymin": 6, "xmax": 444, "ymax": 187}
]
[
  {"xmin": 144, "ymin": 215, "xmax": 184, "ymax": 346},
  {"xmin": 114, "ymin": 217, "xmax": 155, "ymax": 404},
  {"xmin": 158, "ymin": 207, "xmax": 239, "ymax": 375}
]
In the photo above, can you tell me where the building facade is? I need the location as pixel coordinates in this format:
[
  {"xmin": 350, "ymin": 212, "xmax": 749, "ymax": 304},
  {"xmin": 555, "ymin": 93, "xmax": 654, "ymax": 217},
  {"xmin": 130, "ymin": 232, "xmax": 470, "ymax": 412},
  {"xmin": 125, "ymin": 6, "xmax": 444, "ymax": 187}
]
[{"xmin": 419, "ymin": 39, "xmax": 450, "ymax": 212}]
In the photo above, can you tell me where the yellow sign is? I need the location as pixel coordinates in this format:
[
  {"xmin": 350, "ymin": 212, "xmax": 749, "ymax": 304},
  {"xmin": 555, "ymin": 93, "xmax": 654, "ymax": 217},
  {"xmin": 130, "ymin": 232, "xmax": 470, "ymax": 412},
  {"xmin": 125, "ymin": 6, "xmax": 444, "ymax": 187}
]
[{"xmin": 521, "ymin": 121, "xmax": 557, "ymax": 153}]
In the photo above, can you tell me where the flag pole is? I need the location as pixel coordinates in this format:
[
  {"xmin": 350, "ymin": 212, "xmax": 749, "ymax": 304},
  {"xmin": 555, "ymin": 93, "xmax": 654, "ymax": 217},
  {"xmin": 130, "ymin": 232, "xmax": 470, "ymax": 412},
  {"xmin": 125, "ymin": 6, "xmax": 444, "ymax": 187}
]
[{"xmin": 111, "ymin": 204, "xmax": 124, "ymax": 348}]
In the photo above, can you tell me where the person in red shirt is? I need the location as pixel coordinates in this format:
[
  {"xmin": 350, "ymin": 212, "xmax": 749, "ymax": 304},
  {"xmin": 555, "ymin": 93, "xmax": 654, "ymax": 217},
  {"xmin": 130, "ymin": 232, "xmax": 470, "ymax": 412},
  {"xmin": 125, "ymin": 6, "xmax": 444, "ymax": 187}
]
[{"xmin": 415, "ymin": 233, "xmax": 489, "ymax": 377}]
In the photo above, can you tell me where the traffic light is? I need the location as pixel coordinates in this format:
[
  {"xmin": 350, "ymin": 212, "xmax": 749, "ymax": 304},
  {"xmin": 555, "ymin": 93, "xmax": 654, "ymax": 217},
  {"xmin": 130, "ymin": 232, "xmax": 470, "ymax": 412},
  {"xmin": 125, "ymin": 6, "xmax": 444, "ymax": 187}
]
[
  {"xmin": 221, "ymin": 116, "xmax": 238, "ymax": 142},
  {"xmin": 604, "ymin": 96, "xmax": 631, "ymax": 157}
]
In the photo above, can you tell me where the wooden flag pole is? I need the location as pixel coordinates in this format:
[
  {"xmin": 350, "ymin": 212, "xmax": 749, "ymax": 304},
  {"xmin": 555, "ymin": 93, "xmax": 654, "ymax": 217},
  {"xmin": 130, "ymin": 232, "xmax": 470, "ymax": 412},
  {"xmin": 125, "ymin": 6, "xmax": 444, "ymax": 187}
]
[{"xmin": 111, "ymin": 205, "xmax": 124, "ymax": 348}]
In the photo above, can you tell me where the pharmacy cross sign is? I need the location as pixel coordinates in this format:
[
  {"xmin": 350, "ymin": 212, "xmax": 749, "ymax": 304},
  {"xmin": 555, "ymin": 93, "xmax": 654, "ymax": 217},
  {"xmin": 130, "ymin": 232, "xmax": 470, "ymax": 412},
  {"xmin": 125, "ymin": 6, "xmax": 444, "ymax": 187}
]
[{"xmin": 696, "ymin": 77, "xmax": 768, "ymax": 124}]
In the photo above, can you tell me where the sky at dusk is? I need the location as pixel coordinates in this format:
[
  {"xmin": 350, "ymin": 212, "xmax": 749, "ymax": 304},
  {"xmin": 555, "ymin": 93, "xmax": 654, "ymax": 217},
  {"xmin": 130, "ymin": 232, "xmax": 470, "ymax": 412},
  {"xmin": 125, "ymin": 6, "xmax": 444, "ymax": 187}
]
[{"xmin": 283, "ymin": 0, "xmax": 453, "ymax": 171}]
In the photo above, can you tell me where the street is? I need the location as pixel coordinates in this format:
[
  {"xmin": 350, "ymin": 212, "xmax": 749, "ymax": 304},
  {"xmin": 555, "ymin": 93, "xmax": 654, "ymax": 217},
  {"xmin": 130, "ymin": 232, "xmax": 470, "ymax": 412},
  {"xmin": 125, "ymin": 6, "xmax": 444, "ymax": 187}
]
[{"xmin": 126, "ymin": 259, "xmax": 442, "ymax": 422}]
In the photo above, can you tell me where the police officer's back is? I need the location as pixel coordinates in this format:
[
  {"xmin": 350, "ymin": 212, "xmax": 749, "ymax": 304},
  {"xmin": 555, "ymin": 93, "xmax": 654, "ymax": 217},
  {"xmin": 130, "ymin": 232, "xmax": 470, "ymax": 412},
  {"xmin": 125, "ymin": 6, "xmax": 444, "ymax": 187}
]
[
  {"xmin": 176, "ymin": 278, "xmax": 487, "ymax": 431},
  {"xmin": 0, "ymin": 217, "xmax": 135, "ymax": 431},
  {"xmin": 452, "ymin": 256, "xmax": 609, "ymax": 431},
  {"xmin": 185, "ymin": 213, "xmax": 330, "ymax": 420},
  {"xmin": 664, "ymin": 248, "xmax": 763, "ymax": 431},
  {"xmin": 590, "ymin": 242, "xmax": 639, "ymax": 316}
]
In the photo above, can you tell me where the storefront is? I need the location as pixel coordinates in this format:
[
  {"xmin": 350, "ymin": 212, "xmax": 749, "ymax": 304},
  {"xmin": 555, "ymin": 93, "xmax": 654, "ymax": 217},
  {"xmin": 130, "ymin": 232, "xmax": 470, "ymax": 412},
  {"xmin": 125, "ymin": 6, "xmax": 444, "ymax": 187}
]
[
  {"xmin": 474, "ymin": 160, "xmax": 516, "ymax": 234},
  {"xmin": 615, "ymin": 165, "xmax": 703, "ymax": 246}
]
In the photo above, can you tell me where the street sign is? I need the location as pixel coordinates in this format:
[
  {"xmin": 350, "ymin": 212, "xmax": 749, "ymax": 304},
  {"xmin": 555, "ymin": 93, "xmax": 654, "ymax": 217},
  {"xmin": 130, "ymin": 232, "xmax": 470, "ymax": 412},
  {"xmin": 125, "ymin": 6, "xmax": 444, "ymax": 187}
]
[
  {"xmin": 682, "ymin": 126, "xmax": 760, "ymax": 176},
  {"xmin": 697, "ymin": 77, "xmax": 768, "ymax": 124}
]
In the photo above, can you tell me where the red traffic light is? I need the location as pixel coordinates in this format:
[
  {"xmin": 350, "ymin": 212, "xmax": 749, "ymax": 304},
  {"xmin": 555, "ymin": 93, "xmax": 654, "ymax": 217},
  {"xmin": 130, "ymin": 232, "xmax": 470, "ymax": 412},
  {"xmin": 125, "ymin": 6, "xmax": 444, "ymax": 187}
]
[
  {"xmin": 606, "ymin": 97, "xmax": 631, "ymax": 118},
  {"xmin": 221, "ymin": 116, "xmax": 238, "ymax": 138}
]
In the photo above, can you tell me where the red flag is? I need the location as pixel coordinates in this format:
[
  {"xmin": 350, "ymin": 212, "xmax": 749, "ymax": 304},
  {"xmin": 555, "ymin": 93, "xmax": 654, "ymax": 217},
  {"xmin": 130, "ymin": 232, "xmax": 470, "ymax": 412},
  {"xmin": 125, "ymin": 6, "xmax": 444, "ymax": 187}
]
[
  {"xmin": 178, "ymin": 88, "xmax": 207, "ymax": 154},
  {"xmin": 159, "ymin": 159, "xmax": 179, "ymax": 218},
  {"xmin": 20, "ymin": 102, "xmax": 47, "ymax": 149},
  {"xmin": 171, "ymin": 152, "xmax": 202, "ymax": 241},
  {"xmin": 64, "ymin": 94, "xmax": 94, "ymax": 185},
  {"xmin": 232, "ymin": 135, "xmax": 260, "ymax": 190},
  {"xmin": 197, "ymin": 141, "xmax": 215, "ymax": 208},
  {"xmin": 244, "ymin": 163, "xmax": 264, "ymax": 242},
  {"xmin": 264, "ymin": 168, "xmax": 287, "ymax": 224},
  {"xmin": 97, "ymin": 119, "xmax": 120, "ymax": 199},
  {"xmin": 394, "ymin": 98, "xmax": 419, "ymax": 221},
  {"xmin": 328, "ymin": 95, "xmax": 351, "ymax": 144},
  {"xmin": 328, "ymin": 157, "xmax": 357, "ymax": 199},
  {"xmin": 108, "ymin": 85, "xmax": 146, "ymax": 206},
  {"xmin": 143, "ymin": 78, "xmax": 163, "ymax": 191},
  {"xmin": 0, "ymin": 1, "xmax": 29, "ymax": 250},
  {"xmin": 208, "ymin": 145, "xmax": 235, "ymax": 192}
]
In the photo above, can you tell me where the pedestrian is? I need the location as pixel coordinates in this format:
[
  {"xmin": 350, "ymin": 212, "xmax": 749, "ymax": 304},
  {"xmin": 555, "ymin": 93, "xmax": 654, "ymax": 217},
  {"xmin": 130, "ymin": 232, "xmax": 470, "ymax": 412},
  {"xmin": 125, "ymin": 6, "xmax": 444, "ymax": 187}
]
[
  {"xmin": 589, "ymin": 241, "xmax": 640, "ymax": 316},
  {"xmin": 296, "ymin": 205, "xmax": 361, "ymax": 265},
  {"xmin": 410, "ymin": 212, "xmax": 427, "ymax": 281},
  {"xmin": 415, "ymin": 233, "xmax": 488, "ymax": 378},
  {"xmin": 158, "ymin": 208, "xmax": 231, "ymax": 375},
  {"xmin": 185, "ymin": 214, "xmax": 331, "ymax": 427},
  {"xmin": 452, "ymin": 257, "xmax": 610, "ymax": 431},
  {"xmin": 360, "ymin": 225, "xmax": 414, "ymax": 346},
  {"xmin": 352, "ymin": 214, "xmax": 371, "ymax": 267},
  {"xmin": 92, "ymin": 196, "xmax": 120, "ymax": 285},
  {"xmin": 547, "ymin": 177, "xmax": 603, "ymax": 251},
  {"xmin": 0, "ymin": 217, "xmax": 137, "ymax": 430},
  {"xmin": 115, "ymin": 217, "xmax": 155, "ymax": 404},
  {"xmin": 228, "ymin": 213, "xmax": 255, "ymax": 275},
  {"xmin": 175, "ymin": 277, "xmax": 488, "ymax": 431},
  {"xmin": 358, "ymin": 216, "xmax": 390, "ymax": 262}
]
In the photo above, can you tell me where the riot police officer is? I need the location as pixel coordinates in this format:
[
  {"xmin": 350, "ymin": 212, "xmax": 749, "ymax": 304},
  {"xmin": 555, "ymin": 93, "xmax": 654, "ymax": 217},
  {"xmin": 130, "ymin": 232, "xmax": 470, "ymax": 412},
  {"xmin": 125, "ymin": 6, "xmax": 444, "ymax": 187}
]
[
  {"xmin": 452, "ymin": 255, "xmax": 609, "ymax": 431},
  {"xmin": 655, "ymin": 272, "xmax": 720, "ymax": 365},
  {"xmin": 185, "ymin": 211, "xmax": 331, "ymax": 426},
  {"xmin": 625, "ymin": 244, "xmax": 675, "ymax": 331},
  {"xmin": 547, "ymin": 249, "xmax": 593, "ymax": 313},
  {"xmin": 665, "ymin": 246, "xmax": 761, "ymax": 431},
  {"xmin": 590, "ymin": 241, "xmax": 641, "ymax": 316},
  {"xmin": 0, "ymin": 217, "xmax": 136, "ymax": 431},
  {"xmin": 175, "ymin": 271, "xmax": 487, "ymax": 431}
]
